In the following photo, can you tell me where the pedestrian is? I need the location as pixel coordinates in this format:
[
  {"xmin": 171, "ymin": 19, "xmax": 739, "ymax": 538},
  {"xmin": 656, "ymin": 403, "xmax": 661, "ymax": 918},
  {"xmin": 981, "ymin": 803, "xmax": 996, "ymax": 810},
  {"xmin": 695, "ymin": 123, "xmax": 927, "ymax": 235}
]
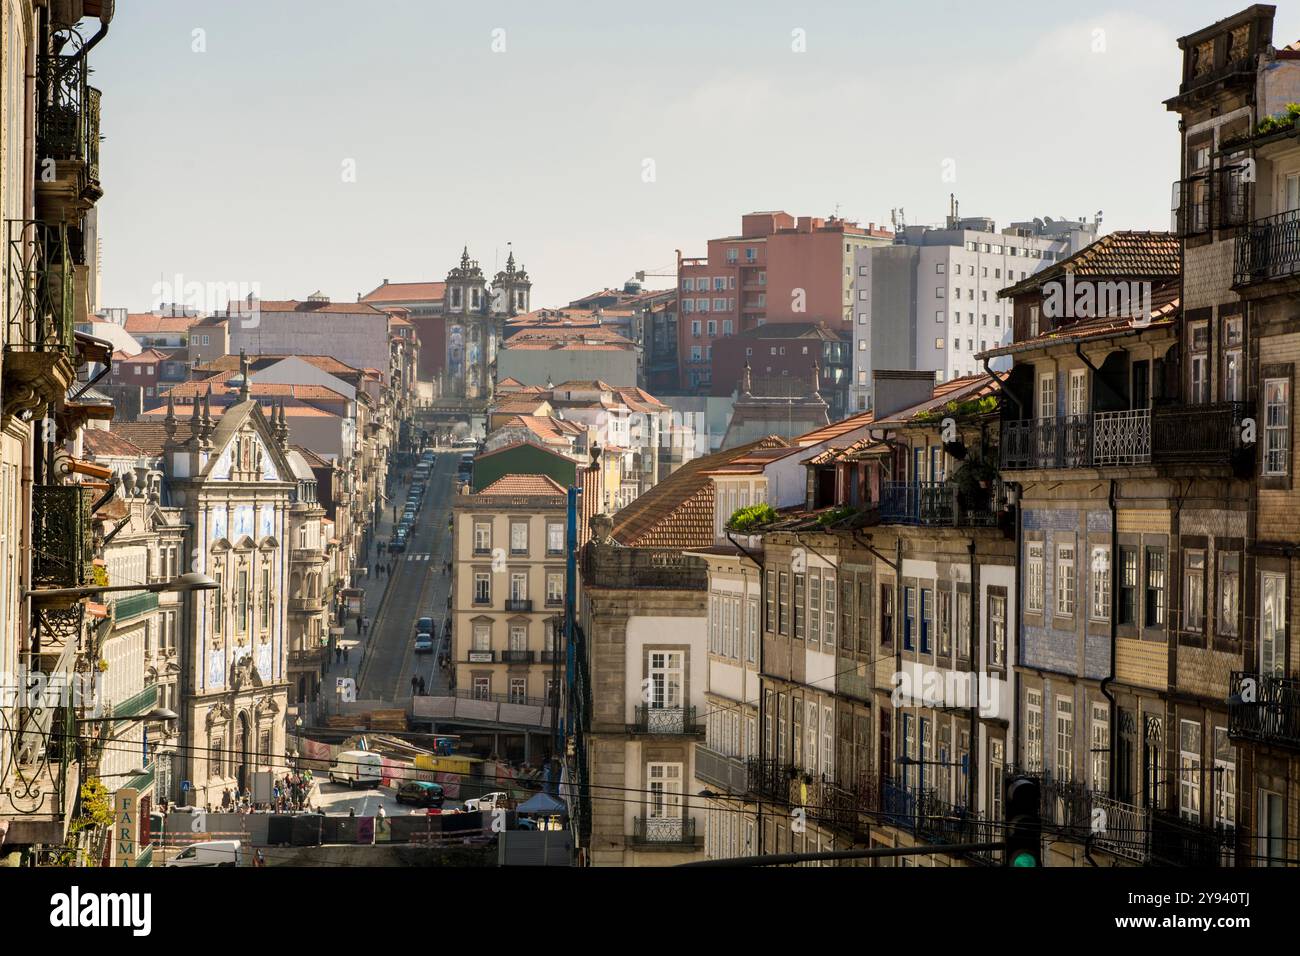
[
  {"xmin": 356, "ymin": 616, "xmax": 362, "ymax": 635},
  {"xmin": 222, "ymin": 787, "xmax": 232, "ymax": 810},
  {"xmin": 418, "ymin": 675, "xmax": 426, "ymax": 695},
  {"xmin": 343, "ymin": 645, "xmax": 350, "ymax": 663},
  {"xmin": 348, "ymin": 806, "xmax": 356, "ymax": 818},
  {"xmin": 255, "ymin": 848, "xmax": 266, "ymax": 867},
  {"xmin": 411, "ymin": 674, "xmax": 418, "ymax": 695}
]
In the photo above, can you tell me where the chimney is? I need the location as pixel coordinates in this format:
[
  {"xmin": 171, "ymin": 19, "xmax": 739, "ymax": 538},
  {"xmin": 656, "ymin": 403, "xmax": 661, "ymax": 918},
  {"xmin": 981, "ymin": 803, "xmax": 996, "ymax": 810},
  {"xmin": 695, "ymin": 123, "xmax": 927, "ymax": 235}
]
[{"xmin": 872, "ymin": 369, "xmax": 938, "ymax": 420}]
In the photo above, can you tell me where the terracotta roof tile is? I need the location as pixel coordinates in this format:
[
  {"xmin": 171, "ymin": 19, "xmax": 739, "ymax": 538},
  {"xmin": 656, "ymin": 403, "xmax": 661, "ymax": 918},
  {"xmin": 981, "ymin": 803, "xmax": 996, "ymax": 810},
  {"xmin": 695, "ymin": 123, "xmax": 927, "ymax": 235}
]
[
  {"xmin": 360, "ymin": 281, "xmax": 447, "ymax": 303},
  {"xmin": 477, "ymin": 474, "xmax": 568, "ymax": 497},
  {"xmin": 609, "ymin": 436, "xmax": 789, "ymax": 548},
  {"xmin": 82, "ymin": 428, "xmax": 147, "ymax": 459},
  {"xmin": 998, "ymin": 231, "xmax": 1180, "ymax": 300}
]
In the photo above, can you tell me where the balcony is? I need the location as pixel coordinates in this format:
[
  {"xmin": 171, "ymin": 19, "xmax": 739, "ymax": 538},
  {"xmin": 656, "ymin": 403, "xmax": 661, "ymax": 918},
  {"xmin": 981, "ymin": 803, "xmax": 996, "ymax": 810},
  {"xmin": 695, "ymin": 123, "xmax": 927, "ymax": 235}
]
[
  {"xmin": 695, "ymin": 747, "xmax": 749, "ymax": 794},
  {"xmin": 106, "ymin": 684, "xmax": 158, "ymax": 721},
  {"xmin": 110, "ymin": 591, "xmax": 159, "ymax": 623},
  {"xmin": 1234, "ymin": 209, "xmax": 1300, "ymax": 288},
  {"xmin": 0, "ymin": 695, "xmax": 80, "ymax": 844},
  {"xmin": 539, "ymin": 650, "xmax": 561, "ymax": 664},
  {"xmin": 1229, "ymin": 671, "xmax": 1300, "ymax": 750},
  {"xmin": 581, "ymin": 547, "xmax": 708, "ymax": 591},
  {"xmin": 289, "ymin": 596, "xmax": 326, "ymax": 613},
  {"xmin": 629, "ymin": 705, "xmax": 702, "ymax": 736},
  {"xmin": 32, "ymin": 485, "xmax": 94, "ymax": 590},
  {"xmin": 504, "ymin": 598, "xmax": 533, "ymax": 613},
  {"xmin": 501, "ymin": 649, "xmax": 534, "ymax": 664},
  {"xmin": 1173, "ymin": 176, "xmax": 1211, "ymax": 238},
  {"xmin": 745, "ymin": 757, "xmax": 794, "ymax": 803},
  {"xmin": 1090, "ymin": 793, "xmax": 1150, "ymax": 863},
  {"xmin": 1150, "ymin": 809, "xmax": 1236, "ymax": 867},
  {"xmin": 879, "ymin": 480, "xmax": 1004, "ymax": 527},
  {"xmin": 629, "ymin": 815, "xmax": 699, "ymax": 848},
  {"xmin": 36, "ymin": 53, "xmax": 102, "ymax": 205}
]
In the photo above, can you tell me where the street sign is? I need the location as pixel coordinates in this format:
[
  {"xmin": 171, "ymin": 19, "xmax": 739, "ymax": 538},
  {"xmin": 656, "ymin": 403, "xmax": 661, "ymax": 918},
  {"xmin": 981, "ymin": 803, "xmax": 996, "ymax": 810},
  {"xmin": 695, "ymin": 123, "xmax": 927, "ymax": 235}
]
[{"xmin": 181, "ymin": 780, "xmax": 191, "ymax": 792}]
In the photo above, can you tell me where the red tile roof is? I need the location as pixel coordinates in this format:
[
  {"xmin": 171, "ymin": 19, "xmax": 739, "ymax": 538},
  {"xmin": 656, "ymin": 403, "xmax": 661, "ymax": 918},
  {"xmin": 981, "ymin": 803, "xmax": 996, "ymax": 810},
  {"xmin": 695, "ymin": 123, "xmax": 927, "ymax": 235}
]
[
  {"xmin": 359, "ymin": 281, "xmax": 447, "ymax": 304},
  {"xmin": 998, "ymin": 231, "xmax": 1180, "ymax": 300},
  {"xmin": 477, "ymin": 474, "xmax": 568, "ymax": 497},
  {"xmin": 82, "ymin": 428, "xmax": 147, "ymax": 459},
  {"xmin": 123, "ymin": 313, "xmax": 199, "ymax": 334},
  {"xmin": 609, "ymin": 436, "xmax": 789, "ymax": 548}
]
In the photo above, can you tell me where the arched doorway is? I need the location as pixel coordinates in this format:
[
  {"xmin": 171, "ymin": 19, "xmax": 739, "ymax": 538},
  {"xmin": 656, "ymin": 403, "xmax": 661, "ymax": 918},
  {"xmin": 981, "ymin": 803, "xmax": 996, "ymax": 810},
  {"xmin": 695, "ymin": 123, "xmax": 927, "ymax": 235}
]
[{"xmin": 235, "ymin": 711, "xmax": 251, "ymax": 794}]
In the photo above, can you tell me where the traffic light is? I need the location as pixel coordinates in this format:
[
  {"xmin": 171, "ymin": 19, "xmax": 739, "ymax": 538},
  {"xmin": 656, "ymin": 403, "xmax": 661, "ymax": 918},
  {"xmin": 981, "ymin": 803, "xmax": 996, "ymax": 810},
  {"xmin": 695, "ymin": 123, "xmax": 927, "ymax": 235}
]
[{"xmin": 1003, "ymin": 773, "xmax": 1043, "ymax": 867}]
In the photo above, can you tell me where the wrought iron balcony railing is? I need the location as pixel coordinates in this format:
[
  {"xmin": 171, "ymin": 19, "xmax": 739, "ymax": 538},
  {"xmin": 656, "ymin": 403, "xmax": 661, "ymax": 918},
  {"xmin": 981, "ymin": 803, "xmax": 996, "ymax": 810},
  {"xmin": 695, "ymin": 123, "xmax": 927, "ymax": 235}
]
[
  {"xmin": 500, "ymin": 649, "xmax": 533, "ymax": 663},
  {"xmin": 694, "ymin": 746, "xmax": 749, "ymax": 794},
  {"xmin": 4, "ymin": 219, "xmax": 75, "ymax": 357},
  {"xmin": 629, "ymin": 815, "xmax": 698, "ymax": 846},
  {"xmin": 1229, "ymin": 671, "xmax": 1300, "ymax": 750},
  {"xmin": 1090, "ymin": 793, "xmax": 1150, "ymax": 863},
  {"xmin": 32, "ymin": 485, "xmax": 94, "ymax": 589},
  {"xmin": 745, "ymin": 756, "xmax": 794, "ymax": 803},
  {"xmin": 629, "ymin": 705, "xmax": 701, "ymax": 736},
  {"xmin": 1150, "ymin": 809, "xmax": 1236, "ymax": 867},
  {"xmin": 1173, "ymin": 175, "xmax": 1211, "ymax": 238},
  {"xmin": 504, "ymin": 598, "xmax": 533, "ymax": 612},
  {"xmin": 880, "ymin": 480, "xmax": 1005, "ymax": 527},
  {"xmin": 1234, "ymin": 208, "xmax": 1300, "ymax": 287}
]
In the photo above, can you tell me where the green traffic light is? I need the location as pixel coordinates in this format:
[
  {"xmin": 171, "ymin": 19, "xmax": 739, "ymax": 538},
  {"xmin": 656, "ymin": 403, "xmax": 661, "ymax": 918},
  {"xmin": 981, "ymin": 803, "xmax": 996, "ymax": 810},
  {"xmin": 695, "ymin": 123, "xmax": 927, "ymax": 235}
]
[{"xmin": 1011, "ymin": 851, "xmax": 1038, "ymax": 867}]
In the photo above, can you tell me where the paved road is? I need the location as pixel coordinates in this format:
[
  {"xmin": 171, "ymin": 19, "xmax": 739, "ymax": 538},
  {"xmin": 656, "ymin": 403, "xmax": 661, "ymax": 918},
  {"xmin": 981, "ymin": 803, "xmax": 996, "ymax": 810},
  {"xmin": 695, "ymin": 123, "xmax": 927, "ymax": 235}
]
[{"xmin": 355, "ymin": 451, "xmax": 458, "ymax": 701}]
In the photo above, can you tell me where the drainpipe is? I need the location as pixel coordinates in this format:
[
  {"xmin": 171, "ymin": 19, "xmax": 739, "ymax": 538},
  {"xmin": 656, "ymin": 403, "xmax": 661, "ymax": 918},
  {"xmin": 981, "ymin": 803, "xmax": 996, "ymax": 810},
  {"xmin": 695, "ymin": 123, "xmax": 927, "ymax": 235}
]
[{"xmin": 59, "ymin": 2, "xmax": 113, "ymax": 69}]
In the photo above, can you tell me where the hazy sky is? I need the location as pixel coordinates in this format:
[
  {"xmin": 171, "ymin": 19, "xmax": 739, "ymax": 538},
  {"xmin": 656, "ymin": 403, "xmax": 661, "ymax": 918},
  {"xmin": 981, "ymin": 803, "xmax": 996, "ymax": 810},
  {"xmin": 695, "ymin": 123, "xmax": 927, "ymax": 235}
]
[{"xmin": 92, "ymin": 1, "xmax": 1300, "ymax": 312}]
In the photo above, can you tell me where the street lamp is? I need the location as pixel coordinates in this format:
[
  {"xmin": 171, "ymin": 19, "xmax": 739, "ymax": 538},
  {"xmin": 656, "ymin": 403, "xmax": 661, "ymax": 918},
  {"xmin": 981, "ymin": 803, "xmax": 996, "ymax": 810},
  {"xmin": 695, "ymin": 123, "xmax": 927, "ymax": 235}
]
[
  {"xmin": 79, "ymin": 706, "xmax": 179, "ymax": 726},
  {"xmin": 23, "ymin": 572, "xmax": 219, "ymax": 602},
  {"xmin": 294, "ymin": 716, "xmax": 303, "ymax": 773}
]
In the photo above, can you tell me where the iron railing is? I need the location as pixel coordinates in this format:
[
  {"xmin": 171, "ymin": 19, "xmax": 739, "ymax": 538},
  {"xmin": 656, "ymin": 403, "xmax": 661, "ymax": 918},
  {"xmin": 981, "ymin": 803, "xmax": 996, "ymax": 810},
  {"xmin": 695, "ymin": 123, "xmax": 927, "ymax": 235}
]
[
  {"xmin": 1150, "ymin": 809, "xmax": 1236, "ymax": 867},
  {"xmin": 1092, "ymin": 409, "xmax": 1151, "ymax": 465},
  {"xmin": 1151, "ymin": 402, "xmax": 1248, "ymax": 463},
  {"xmin": 1228, "ymin": 671, "xmax": 1300, "ymax": 750},
  {"xmin": 1090, "ymin": 793, "xmax": 1150, "ymax": 862},
  {"xmin": 629, "ymin": 705, "xmax": 701, "ymax": 736},
  {"xmin": 1235, "ymin": 208, "xmax": 1300, "ymax": 287},
  {"xmin": 1173, "ymin": 175, "xmax": 1211, "ymax": 237},
  {"xmin": 504, "ymin": 599, "xmax": 533, "ymax": 612},
  {"xmin": 32, "ymin": 485, "xmax": 94, "ymax": 588},
  {"xmin": 500, "ymin": 649, "xmax": 533, "ymax": 663},
  {"xmin": 4, "ymin": 219, "xmax": 74, "ymax": 356},
  {"xmin": 694, "ymin": 747, "xmax": 749, "ymax": 794},
  {"xmin": 630, "ymin": 815, "xmax": 698, "ymax": 846},
  {"xmin": 880, "ymin": 480, "xmax": 1005, "ymax": 527},
  {"xmin": 745, "ymin": 757, "xmax": 794, "ymax": 803}
]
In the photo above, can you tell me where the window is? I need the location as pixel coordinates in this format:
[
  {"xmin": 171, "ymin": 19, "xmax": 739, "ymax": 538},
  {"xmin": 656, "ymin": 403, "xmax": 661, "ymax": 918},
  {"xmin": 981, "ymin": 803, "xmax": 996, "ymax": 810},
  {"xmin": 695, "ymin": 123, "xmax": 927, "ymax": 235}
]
[
  {"xmin": 1260, "ymin": 790, "xmax": 1286, "ymax": 865},
  {"xmin": 1184, "ymin": 550, "xmax": 1206, "ymax": 633},
  {"xmin": 903, "ymin": 586, "xmax": 916, "ymax": 651},
  {"xmin": 473, "ymin": 571, "xmax": 491, "ymax": 604},
  {"xmin": 1056, "ymin": 541, "xmax": 1076, "ymax": 617},
  {"xmin": 747, "ymin": 597, "xmax": 759, "ymax": 662},
  {"xmin": 1218, "ymin": 552, "xmax": 1240, "ymax": 638},
  {"xmin": 989, "ymin": 593, "xmax": 1006, "ymax": 667},
  {"xmin": 823, "ymin": 573, "xmax": 835, "ymax": 647},
  {"xmin": 880, "ymin": 584, "xmax": 894, "ymax": 647},
  {"xmin": 648, "ymin": 651, "xmax": 684, "ymax": 711},
  {"xmin": 260, "ymin": 565, "xmax": 271, "ymax": 630},
  {"xmin": 956, "ymin": 589, "xmax": 971, "ymax": 660},
  {"xmin": 920, "ymin": 588, "xmax": 933, "ymax": 654},
  {"xmin": 1179, "ymin": 720, "xmax": 1202, "ymax": 822},
  {"xmin": 472, "ymin": 622, "xmax": 490, "ymax": 651},
  {"xmin": 1264, "ymin": 378, "xmax": 1290, "ymax": 476},
  {"xmin": 546, "ymin": 572, "xmax": 563, "ymax": 606},
  {"xmin": 778, "ymin": 571, "xmax": 790, "ymax": 635},
  {"xmin": 237, "ymin": 570, "xmax": 249, "ymax": 634},
  {"xmin": 1091, "ymin": 703, "xmax": 1110, "ymax": 792},
  {"xmin": 1038, "ymin": 372, "xmax": 1056, "ymax": 421},
  {"xmin": 1055, "ymin": 697, "xmax": 1074, "ymax": 783},
  {"xmin": 1145, "ymin": 547, "xmax": 1166, "ymax": 628},
  {"xmin": 936, "ymin": 263, "xmax": 946, "ymax": 274},
  {"xmin": 936, "ymin": 286, "xmax": 945, "ymax": 299},
  {"xmin": 473, "ymin": 521, "xmax": 491, "ymax": 554},
  {"xmin": 765, "ymin": 568, "xmax": 776, "ymax": 632},
  {"xmin": 1026, "ymin": 542, "xmax": 1044, "ymax": 612},
  {"xmin": 547, "ymin": 522, "xmax": 564, "ymax": 555},
  {"xmin": 794, "ymin": 572, "xmax": 807, "ymax": 641},
  {"xmin": 510, "ymin": 572, "xmax": 527, "ymax": 602},
  {"xmin": 1118, "ymin": 547, "xmax": 1138, "ymax": 626},
  {"xmin": 935, "ymin": 337, "xmax": 945, "ymax": 350},
  {"xmin": 809, "ymin": 572, "xmax": 821, "ymax": 646},
  {"xmin": 510, "ymin": 520, "xmax": 528, "ymax": 555},
  {"xmin": 1026, "ymin": 690, "xmax": 1044, "ymax": 773},
  {"xmin": 1213, "ymin": 727, "xmax": 1236, "ymax": 828},
  {"xmin": 938, "ymin": 589, "xmax": 952, "ymax": 656},
  {"xmin": 1260, "ymin": 570, "xmax": 1287, "ymax": 677},
  {"xmin": 989, "ymin": 739, "xmax": 1005, "ymax": 820},
  {"xmin": 682, "ymin": 278, "xmax": 694, "ymax": 292},
  {"xmin": 1090, "ymin": 546, "xmax": 1111, "ymax": 622},
  {"xmin": 509, "ymin": 677, "xmax": 527, "ymax": 704}
]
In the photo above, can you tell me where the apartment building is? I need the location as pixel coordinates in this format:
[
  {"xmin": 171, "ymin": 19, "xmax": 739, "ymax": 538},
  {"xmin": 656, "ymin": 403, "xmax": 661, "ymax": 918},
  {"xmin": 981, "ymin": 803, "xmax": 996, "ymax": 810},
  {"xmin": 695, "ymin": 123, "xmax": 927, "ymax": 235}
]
[
  {"xmin": 711, "ymin": 322, "xmax": 851, "ymax": 420},
  {"xmin": 1168, "ymin": 2, "xmax": 1300, "ymax": 866},
  {"xmin": 987, "ymin": 223, "xmax": 1251, "ymax": 865},
  {"xmin": 0, "ymin": 0, "xmax": 118, "ymax": 861},
  {"xmin": 677, "ymin": 211, "xmax": 893, "ymax": 391},
  {"xmin": 451, "ymin": 475, "xmax": 570, "ymax": 706},
  {"xmin": 849, "ymin": 209, "xmax": 1098, "ymax": 411}
]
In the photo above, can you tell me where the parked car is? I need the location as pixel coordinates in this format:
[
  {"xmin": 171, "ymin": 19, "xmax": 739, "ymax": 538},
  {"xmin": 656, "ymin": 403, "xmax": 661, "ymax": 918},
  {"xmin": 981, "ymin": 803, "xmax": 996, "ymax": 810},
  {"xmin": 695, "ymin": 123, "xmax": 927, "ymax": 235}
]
[
  {"xmin": 414, "ymin": 631, "xmax": 434, "ymax": 654},
  {"xmin": 463, "ymin": 791, "xmax": 510, "ymax": 812},
  {"xmin": 164, "ymin": 840, "xmax": 242, "ymax": 867},
  {"xmin": 395, "ymin": 781, "xmax": 444, "ymax": 807},
  {"xmin": 417, "ymin": 616, "xmax": 434, "ymax": 634},
  {"xmin": 328, "ymin": 750, "xmax": 384, "ymax": 788},
  {"xmin": 389, "ymin": 535, "xmax": 407, "ymax": 554}
]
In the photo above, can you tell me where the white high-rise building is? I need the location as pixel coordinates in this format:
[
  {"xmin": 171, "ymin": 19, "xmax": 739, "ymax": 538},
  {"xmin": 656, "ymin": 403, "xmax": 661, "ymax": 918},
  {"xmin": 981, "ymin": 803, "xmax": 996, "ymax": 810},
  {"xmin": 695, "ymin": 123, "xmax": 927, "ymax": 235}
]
[{"xmin": 850, "ymin": 211, "xmax": 1100, "ymax": 411}]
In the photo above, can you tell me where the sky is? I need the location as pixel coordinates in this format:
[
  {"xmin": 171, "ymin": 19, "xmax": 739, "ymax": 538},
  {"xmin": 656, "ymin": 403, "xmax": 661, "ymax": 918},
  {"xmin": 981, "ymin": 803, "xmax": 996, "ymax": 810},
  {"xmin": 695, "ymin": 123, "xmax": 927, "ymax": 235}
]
[{"xmin": 92, "ymin": 0, "xmax": 1300, "ymax": 312}]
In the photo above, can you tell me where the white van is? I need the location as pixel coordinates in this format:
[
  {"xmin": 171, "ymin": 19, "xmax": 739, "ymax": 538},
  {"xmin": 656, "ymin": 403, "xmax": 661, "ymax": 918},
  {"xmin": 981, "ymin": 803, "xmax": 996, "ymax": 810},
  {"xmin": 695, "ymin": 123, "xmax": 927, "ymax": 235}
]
[
  {"xmin": 328, "ymin": 750, "xmax": 384, "ymax": 788},
  {"xmin": 165, "ymin": 840, "xmax": 242, "ymax": 867}
]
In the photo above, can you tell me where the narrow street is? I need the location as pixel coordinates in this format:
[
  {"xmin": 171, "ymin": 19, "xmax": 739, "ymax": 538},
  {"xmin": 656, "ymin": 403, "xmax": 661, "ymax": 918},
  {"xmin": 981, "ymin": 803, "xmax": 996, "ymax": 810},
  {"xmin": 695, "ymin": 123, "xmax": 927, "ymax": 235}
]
[{"xmin": 354, "ymin": 450, "xmax": 459, "ymax": 702}]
